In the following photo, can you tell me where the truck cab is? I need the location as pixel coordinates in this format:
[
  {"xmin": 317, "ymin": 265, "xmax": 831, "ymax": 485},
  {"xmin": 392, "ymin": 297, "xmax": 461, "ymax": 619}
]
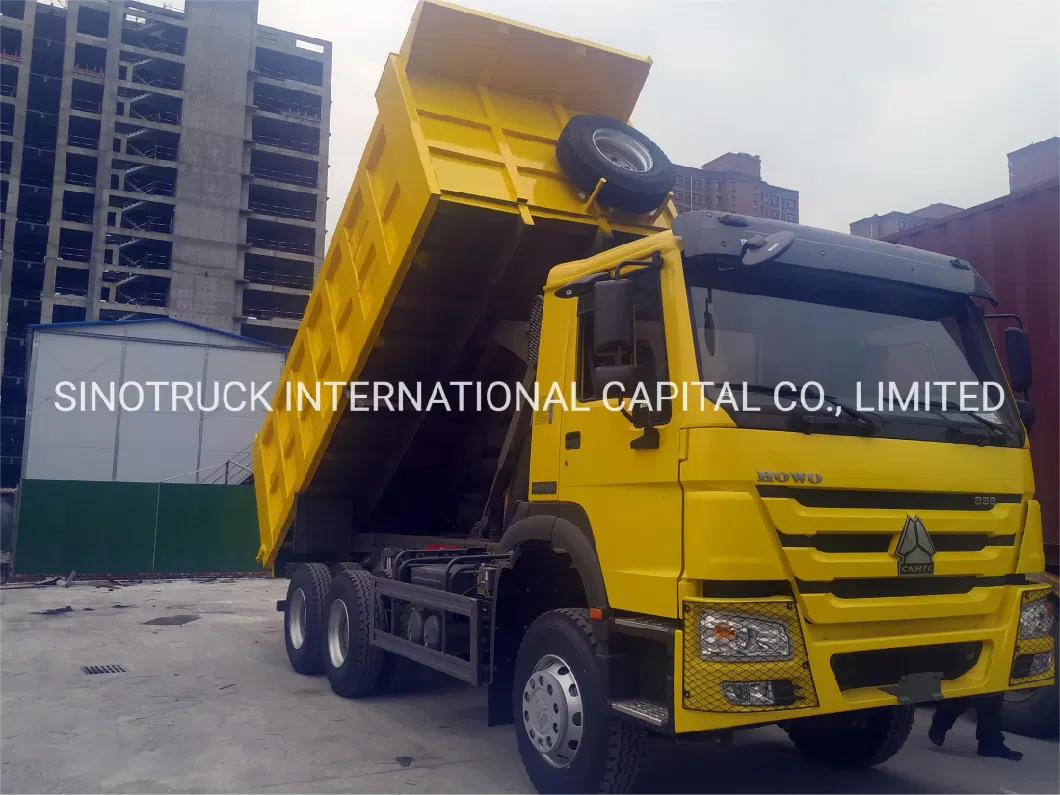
[{"xmin": 518, "ymin": 212, "xmax": 1050, "ymax": 736}]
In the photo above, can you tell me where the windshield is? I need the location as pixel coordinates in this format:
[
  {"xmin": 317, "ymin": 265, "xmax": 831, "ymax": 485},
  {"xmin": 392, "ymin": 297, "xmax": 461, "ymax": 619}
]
[{"xmin": 685, "ymin": 255, "xmax": 1023, "ymax": 446}]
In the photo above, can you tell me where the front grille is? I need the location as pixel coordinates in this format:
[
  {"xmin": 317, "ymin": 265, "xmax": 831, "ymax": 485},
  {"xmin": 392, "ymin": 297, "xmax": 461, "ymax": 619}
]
[
  {"xmin": 796, "ymin": 574, "xmax": 1027, "ymax": 598},
  {"xmin": 1010, "ymin": 589, "xmax": 1055, "ymax": 686},
  {"xmin": 682, "ymin": 600, "xmax": 818, "ymax": 713},
  {"xmin": 830, "ymin": 642, "xmax": 982, "ymax": 691},
  {"xmin": 778, "ymin": 531, "xmax": 1016, "ymax": 553},
  {"xmin": 757, "ymin": 486, "xmax": 1020, "ymax": 511}
]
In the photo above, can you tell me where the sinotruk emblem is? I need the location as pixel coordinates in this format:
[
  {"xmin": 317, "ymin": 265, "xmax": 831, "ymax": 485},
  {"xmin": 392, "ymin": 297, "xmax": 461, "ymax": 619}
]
[{"xmin": 893, "ymin": 515, "xmax": 935, "ymax": 576}]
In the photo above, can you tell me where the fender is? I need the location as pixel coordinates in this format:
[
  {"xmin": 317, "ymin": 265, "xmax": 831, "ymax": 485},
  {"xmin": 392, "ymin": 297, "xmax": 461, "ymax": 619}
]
[
  {"xmin": 486, "ymin": 502, "xmax": 609, "ymax": 727},
  {"xmin": 499, "ymin": 501, "xmax": 608, "ymax": 608}
]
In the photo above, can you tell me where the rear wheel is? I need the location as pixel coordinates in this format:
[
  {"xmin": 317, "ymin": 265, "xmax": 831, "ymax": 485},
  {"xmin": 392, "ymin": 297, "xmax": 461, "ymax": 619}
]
[
  {"xmin": 284, "ymin": 563, "xmax": 331, "ymax": 675},
  {"xmin": 379, "ymin": 606, "xmax": 422, "ymax": 692},
  {"xmin": 322, "ymin": 564, "xmax": 385, "ymax": 697},
  {"xmin": 513, "ymin": 608, "xmax": 646, "ymax": 793},
  {"xmin": 786, "ymin": 705, "xmax": 914, "ymax": 768}
]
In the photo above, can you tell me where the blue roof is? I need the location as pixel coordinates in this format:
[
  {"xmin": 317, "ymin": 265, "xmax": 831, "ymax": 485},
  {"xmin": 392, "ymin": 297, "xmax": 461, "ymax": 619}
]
[{"xmin": 27, "ymin": 317, "xmax": 290, "ymax": 350}]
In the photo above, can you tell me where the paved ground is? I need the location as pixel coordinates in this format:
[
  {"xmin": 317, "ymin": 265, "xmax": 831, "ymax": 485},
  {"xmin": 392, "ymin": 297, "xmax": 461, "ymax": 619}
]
[{"xmin": 1, "ymin": 579, "xmax": 1056, "ymax": 794}]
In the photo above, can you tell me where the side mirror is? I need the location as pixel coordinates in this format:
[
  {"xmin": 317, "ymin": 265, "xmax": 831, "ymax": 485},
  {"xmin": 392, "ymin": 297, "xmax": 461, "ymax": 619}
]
[
  {"xmin": 593, "ymin": 278, "xmax": 634, "ymax": 356},
  {"xmin": 1004, "ymin": 327, "xmax": 1032, "ymax": 394},
  {"xmin": 1016, "ymin": 400, "xmax": 1036, "ymax": 433}
]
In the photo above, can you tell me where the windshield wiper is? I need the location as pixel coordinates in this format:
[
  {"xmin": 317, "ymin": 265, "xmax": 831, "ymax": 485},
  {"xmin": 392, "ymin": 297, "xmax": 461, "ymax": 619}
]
[
  {"xmin": 739, "ymin": 385, "xmax": 881, "ymax": 434},
  {"xmin": 926, "ymin": 398, "xmax": 1012, "ymax": 441},
  {"xmin": 818, "ymin": 394, "xmax": 881, "ymax": 430}
]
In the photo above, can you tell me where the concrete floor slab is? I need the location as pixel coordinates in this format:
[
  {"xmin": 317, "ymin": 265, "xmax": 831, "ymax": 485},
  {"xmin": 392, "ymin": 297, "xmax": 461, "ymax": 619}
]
[{"xmin": 1, "ymin": 579, "xmax": 1056, "ymax": 794}]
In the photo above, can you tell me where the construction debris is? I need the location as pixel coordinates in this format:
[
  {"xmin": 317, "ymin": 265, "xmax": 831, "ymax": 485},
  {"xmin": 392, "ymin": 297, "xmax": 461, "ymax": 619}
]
[{"xmin": 30, "ymin": 605, "xmax": 73, "ymax": 616}]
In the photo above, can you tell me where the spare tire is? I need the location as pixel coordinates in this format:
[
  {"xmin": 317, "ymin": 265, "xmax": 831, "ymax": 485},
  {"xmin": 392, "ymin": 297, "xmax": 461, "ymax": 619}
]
[{"xmin": 557, "ymin": 115, "xmax": 675, "ymax": 214}]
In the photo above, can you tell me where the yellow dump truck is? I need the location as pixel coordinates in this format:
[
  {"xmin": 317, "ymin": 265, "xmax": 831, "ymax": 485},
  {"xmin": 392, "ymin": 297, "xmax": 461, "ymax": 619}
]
[{"xmin": 253, "ymin": 2, "xmax": 1055, "ymax": 790}]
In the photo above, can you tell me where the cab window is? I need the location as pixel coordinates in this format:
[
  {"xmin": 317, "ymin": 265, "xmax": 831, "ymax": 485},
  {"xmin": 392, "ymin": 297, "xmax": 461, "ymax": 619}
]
[{"xmin": 575, "ymin": 270, "xmax": 670, "ymax": 421}]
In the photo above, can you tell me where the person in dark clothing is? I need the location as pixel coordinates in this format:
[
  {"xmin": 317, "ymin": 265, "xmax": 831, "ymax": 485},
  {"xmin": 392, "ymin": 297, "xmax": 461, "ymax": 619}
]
[{"xmin": 929, "ymin": 693, "xmax": 1023, "ymax": 760}]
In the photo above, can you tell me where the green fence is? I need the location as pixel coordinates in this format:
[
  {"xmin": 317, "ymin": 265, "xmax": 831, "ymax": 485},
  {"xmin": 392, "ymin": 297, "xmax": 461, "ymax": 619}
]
[{"xmin": 14, "ymin": 480, "xmax": 260, "ymax": 576}]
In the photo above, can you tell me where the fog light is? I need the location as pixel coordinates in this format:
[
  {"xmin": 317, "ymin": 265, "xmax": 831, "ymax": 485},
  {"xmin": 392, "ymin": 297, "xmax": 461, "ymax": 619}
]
[
  {"xmin": 1028, "ymin": 652, "xmax": 1053, "ymax": 677},
  {"xmin": 722, "ymin": 680, "xmax": 775, "ymax": 706},
  {"xmin": 1012, "ymin": 651, "xmax": 1053, "ymax": 679}
]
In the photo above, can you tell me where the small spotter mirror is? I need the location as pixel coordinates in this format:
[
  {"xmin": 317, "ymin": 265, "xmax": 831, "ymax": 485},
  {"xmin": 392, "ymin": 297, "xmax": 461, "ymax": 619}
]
[{"xmin": 742, "ymin": 230, "xmax": 796, "ymax": 267}]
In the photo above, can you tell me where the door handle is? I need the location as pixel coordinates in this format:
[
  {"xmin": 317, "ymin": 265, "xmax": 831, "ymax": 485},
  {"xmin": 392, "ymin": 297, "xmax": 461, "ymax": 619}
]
[{"xmin": 565, "ymin": 431, "xmax": 581, "ymax": 450}]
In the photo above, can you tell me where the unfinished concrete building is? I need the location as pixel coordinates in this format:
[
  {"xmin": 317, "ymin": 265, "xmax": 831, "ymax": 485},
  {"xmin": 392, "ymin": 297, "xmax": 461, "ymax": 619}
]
[{"xmin": 0, "ymin": 0, "xmax": 331, "ymax": 487}]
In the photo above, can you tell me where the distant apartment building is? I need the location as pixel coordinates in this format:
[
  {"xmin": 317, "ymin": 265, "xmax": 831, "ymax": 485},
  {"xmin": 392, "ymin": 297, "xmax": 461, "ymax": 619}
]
[
  {"xmin": 1008, "ymin": 137, "xmax": 1059, "ymax": 193},
  {"xmin": 849, "ymin": 202, "xmax": 963, "ymax": 240},
  {"xmin": 672, "ymin": 152, "xmax": 799, "ymax": 223},
  {"xmin": 0, "ymin": 0, "xmax": 331, "ymax": 487}
]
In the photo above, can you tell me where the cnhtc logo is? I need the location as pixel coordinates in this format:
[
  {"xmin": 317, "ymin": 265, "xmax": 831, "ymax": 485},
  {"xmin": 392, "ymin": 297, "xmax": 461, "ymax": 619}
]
[{"xmin": 893, "ymin": 515, "xmax": 936, "ymax": 576}]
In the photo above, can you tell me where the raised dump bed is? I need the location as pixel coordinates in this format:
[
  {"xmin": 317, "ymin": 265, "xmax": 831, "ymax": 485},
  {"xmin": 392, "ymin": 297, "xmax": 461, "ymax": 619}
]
[{"xmin": 253, "ymin": 0, "xmax": 675, "ymax": 567}]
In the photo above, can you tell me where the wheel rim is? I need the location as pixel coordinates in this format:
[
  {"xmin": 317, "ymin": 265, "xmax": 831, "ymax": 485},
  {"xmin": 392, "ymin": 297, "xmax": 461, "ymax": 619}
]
[
  {"xmin": 521, "ymin": 654, "xmax": 584, "ymax": 769},
  {"xmin": 327, "ymin": 598, "xmax": 350, "ymax": 669},
  {"xmin": 289, "ymin": 587, "xmax": 307, "ymax": 650},
  {"xmin": 1004, "ymin": 688, "xmax": 1035, "ymax": 704},
  {"xmin": 591, "ymin": 128, "xmax": 653, "ymax": 173}
]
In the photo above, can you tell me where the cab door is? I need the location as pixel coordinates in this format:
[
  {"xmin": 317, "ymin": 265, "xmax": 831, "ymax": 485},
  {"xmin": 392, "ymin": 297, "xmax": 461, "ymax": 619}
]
[{"xmin": 555, "ymin": 266, "xmax": 683, "ymax": 618}]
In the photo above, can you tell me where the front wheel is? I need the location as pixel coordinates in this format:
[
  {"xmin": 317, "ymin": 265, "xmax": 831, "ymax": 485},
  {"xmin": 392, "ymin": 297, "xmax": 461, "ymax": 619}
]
[
  {"xmin": 1002, "ymin": 683, "xmax": 1059, "ymax": 738},
  {"xmin": 513, "ymin": 608, "xmax": 646, "ymax": 794},
  {"xmin": 785, "ymin": 705, "xmax": 914, "ymax": 768}
]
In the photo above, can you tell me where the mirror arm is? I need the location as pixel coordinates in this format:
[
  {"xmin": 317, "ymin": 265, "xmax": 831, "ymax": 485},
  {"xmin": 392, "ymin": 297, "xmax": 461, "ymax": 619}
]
[
  {"xmin": 630, "ymin": 426, "xmax": 660, "ymax": 450},
  {"xmin": 613, "ymin": 249, "xmax": 663, "ymax": 280},
  {"xmin": 556, "ymin": 250, "xmax": 663, "ymax": 299},
  {"xmin": 982, "ymin": 312, "xmax": 1024, "ymax": 330},
  {"xmin": 628, "ymin": 405, "xmax": 661, "ymax": 450},
  {"xmin": 612, "ymin": 402, "xmax": 660, "ymax": 450}
]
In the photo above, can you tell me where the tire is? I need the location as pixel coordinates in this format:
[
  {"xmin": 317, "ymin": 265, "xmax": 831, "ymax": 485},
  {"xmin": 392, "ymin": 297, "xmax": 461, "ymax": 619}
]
[
  {"xmin": 284, "ymin": 563, "xmax": 332, "ymax": 675},
  {"xmin": 786, "ymin": 705, "xmax": 914, "ymax": 769},
  {"xmin": 378, "ymin": 606, "xmax": 422, "ymax": 693},
  {"xmin": 513, "ymin": 608, "xmax": 647, "ymax": 794},
  {"xmin": 1003, "ymin": 682, "xmax": 1059, "ymax": 737},
  {"xmin": 380, "ymin": 653, "xmax": 421, "ymax": 693},
  {"xmin": 556, "ymin": 115, "xmax": 675, "ymax": 214},
  {"xmin": 322, "ymin": 563, "xmax": 385, "ymax": 697}
]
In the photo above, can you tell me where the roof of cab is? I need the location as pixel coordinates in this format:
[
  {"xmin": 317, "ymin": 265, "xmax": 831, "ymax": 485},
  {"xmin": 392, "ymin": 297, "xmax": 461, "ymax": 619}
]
[{"xmin": 673, "ymin": 211, "xmax": 998, "ymax": 305}]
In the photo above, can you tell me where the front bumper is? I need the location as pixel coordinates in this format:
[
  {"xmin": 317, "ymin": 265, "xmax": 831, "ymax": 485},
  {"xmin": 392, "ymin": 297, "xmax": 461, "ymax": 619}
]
[{"xmin": 669, "ymin": 585, "xmax": 1054, "ymax": 734}]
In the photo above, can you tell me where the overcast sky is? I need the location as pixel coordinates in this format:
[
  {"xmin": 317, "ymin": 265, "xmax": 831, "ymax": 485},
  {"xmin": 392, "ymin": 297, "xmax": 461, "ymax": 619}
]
[{"xmin": 255, "ymin": 0, "xmax": 1058, "ymax": 234}]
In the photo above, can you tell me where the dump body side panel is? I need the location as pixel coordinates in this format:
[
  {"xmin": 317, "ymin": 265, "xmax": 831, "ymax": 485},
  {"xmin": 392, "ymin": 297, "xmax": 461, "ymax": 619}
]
[
  {"xmin": 254, "ymin": 0, "xmax": 675, "ymax": 566},
  {"xmin": 254, "ymin": 58, "xmax": 440, "ymax": 564},
  {"xmin": 885, "ymin": 178, "xmax": 1060, "ymax": 569}
]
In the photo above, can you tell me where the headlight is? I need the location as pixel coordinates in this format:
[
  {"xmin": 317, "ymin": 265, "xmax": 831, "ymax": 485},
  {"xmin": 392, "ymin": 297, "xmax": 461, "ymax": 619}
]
[
  {"xmin": 698, "ymin": 610, "xmax": 793, "ymax": 661},
  {"xmin": 1019, "ymin": 598, "xmax": 1055, "ymax": 640}
]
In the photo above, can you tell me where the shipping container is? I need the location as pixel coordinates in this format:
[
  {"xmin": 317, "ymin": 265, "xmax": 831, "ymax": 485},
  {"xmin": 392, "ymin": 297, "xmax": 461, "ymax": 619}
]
[{"xmin": 885, "ymin": 177, "xmax": 1059, "ymax": 569}]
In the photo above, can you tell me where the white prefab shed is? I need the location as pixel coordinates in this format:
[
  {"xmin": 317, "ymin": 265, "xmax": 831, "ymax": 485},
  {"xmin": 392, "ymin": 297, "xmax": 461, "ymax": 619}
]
[{"xmin": 22, "ymin": 318, "xmax": 286, "ymax": 484}]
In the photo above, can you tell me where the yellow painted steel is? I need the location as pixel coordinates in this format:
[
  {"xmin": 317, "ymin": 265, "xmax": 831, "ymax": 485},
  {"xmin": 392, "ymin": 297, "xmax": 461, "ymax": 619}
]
[
  {"xmin": 535, "ymin": 230, "xmax": 1051, "ymax": 720},
  {"xmin": 670, "ymin": 587, "xmax": 1048, "ymax": 732},
  {"xmin": 253, "ymin": 0, "xmax": 675, "ymax": 565}
]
